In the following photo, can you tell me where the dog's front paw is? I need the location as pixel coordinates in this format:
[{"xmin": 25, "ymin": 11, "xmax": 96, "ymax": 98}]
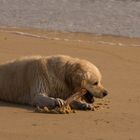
[
  {"xmin": 55, "ymin": 98, "xmax": 65, "ymax": 107},
  {"xmin": 81, "ymin": 103, "xmax": 93, "ymax": 110}
]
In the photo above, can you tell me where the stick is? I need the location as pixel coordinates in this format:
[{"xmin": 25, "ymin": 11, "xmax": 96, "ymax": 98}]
[{"xmin": 65, "ymin": 89, "xmax": 87, "ymax": 105}]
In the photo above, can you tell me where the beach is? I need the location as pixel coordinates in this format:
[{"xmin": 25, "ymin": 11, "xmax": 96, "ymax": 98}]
[{"xmin": 0, "ymin": 28, "xmax": 140, "ymax": 140}]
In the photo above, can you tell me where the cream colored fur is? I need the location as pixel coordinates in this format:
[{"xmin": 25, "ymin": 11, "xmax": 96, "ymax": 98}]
[{"xmin": 0, "ymin": 55, "xmax": 106, "ymax": 105}]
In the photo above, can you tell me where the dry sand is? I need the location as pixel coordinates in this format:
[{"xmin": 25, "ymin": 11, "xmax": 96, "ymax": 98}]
[{"xmin": 0, "ymin": 28, "xmax": 140, "ymax": 140}]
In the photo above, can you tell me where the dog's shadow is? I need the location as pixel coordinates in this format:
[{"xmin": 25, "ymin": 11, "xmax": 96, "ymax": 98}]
[{"xmin": 0, "ymin": 101, "xmax": 34, "ymax": 112}]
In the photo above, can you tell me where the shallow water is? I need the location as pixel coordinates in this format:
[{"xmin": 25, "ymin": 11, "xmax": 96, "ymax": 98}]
[{"xmin": 0, "ymin": 0, "xmax": 140, "ymax": 37}]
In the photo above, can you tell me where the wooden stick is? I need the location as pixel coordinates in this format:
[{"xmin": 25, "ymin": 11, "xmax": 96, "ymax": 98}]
[{"xmin": 65, "ymin": 89, "xmax": 87, "ymax": 105}]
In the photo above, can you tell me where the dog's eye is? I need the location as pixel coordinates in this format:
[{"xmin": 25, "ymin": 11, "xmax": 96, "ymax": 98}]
[{"xmin": 93, "ymin": 82, "xmax": 98, "ymax": 85}]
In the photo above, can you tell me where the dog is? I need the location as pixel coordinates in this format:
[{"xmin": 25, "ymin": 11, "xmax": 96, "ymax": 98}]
[{"xmin": 0, "ymin": 55, "xmax": 108, "ymax": 110}]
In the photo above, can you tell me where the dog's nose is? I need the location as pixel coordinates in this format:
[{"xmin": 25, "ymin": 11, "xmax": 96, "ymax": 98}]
[{"xmin": 103, "ymin": 90, "xmax": 108, "ymax": 97}]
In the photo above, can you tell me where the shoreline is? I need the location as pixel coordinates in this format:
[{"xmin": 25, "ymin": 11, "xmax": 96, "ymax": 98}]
[
  {"xmin": 0, "ymin": 27, "xmax": 140, "ymax": 48},
  {"xmin": 1, "ymin": 26, "xmax": 140, "ymax": 39}
]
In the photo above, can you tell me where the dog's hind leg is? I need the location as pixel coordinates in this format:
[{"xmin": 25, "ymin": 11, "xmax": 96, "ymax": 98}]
[{"xmin": 32, "ymin": 93, "xmax": 65, "ymax": 109}]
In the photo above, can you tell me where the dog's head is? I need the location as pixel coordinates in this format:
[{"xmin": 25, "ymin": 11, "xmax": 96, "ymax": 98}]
[
  {"xmin": 81, "ymin": 61, "xmax": 108, "ymax": 103},
  {"xmin": 65, "ymin": 59, "xmax": 108, "ymax": 103}
]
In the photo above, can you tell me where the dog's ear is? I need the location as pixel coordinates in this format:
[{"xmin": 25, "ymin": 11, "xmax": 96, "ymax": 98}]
[
  {"xmin": 81, "ymin": 80, "xmax": 87, "ymax": 88},
  {"xmin": 65, "ymin": 62, "xmax": 85, "ymax": 90}
]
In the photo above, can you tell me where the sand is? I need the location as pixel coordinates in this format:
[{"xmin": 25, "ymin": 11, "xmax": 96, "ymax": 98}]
[{"xmin": 0, "ymin": 28, "xmax": 140, "ymax": 140}]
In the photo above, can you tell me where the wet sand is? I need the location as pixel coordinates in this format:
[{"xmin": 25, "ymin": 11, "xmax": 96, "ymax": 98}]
[{"xmin": 0, "ymin": 28, "xmax": 140, "ymax": 140}]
